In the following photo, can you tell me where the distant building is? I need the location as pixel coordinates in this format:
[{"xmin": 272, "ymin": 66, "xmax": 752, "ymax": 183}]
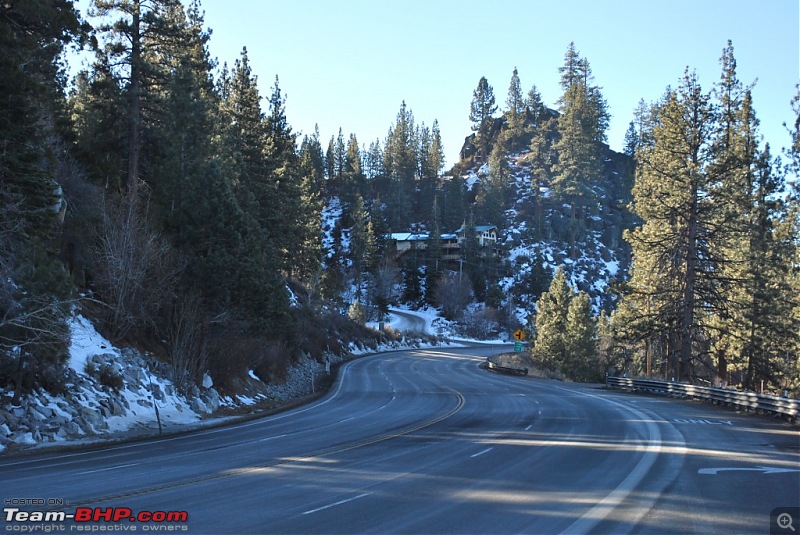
[
  {"xmin": 386, "ymin": 225, "xmax": 498, "ymax": 261},
  {"xmin": 454, "ymin": 224, "xmax": 498, "ymax": 247}
]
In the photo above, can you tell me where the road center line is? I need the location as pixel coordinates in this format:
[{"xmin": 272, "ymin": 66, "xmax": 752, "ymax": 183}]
[
  {"xmin": 471, "ymin": 447, "xmax": 493, "ymax": 458},
  {"xmin": 77, "ymin": 462, "xmax": 140, "ymax": 475},
  {"xmin": 301, "ymin": 493, "xmax": 371, "ymax": 515}
]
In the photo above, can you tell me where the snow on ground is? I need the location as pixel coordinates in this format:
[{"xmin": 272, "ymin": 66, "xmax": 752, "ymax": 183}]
[
  {"xmin": 374, "ymin": 306, "xmax": 510, "ymax": 346},
  {"xmin": 70, "ymin": 315, "xmax": 203, "ymax": 431},
  {"xmin": 3, "ymin": 307, "xmax": 473, "ymax": 454},
  {"xmin": 68, "ymin": 314, "xmax": 120, "ymax": 376}
]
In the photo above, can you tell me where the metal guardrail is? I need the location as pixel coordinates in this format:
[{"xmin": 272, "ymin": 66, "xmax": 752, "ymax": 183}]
[
  {"xmin": 486, "ymin": 361, "xmax": 528, "ymax": 376},
  {"xmin": 606, "ymin": 376, "xmax": 800, "ymax": 421}
]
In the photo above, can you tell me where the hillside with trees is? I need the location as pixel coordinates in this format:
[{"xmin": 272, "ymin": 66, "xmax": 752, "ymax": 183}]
[{"xmin": 1, "ymin": 0, "xmax": 798, "ymax": 414}]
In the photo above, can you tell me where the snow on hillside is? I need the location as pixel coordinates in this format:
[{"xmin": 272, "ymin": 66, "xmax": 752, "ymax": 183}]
[
  {"xmin": 0, "ymin": 309, "xmax": 463, "ymax": 454},
  {"xmin": 460, "ymin": 149, "xmax": 628, "ymax": 322}
]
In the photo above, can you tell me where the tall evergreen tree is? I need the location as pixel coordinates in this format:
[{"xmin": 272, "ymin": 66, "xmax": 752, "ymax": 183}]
[
  {"xmin": 440, "ymin": 175, "xmax": 466, "ymax": 232},
  {"xmin": 91, "ymin": 0, "xmax": 185, "ymax": 196},
  {"xmin": 263, "ymin": 75, "xmax": 302, "ymax": 274},
  {"xmin": 349, "ymin": 195, "xmax": 376, "ymax": 298},
  {"xmin": 383, "ymin": 101, "xmax": 417, "ymax": 229},
  {"xmin": 551, "ymin": 43, "xmax": 609, "ymax": 205},
  {"xmin": 364, "ymin": 138, "xmax": 384, "ymax": 181},
  {"xmin": 425, "ymin": 197, "xmax": 444, "ymax": 303},
  {"xmin": 565, "ymin": 291, "xmax": 598, "ymax": 380},
  {"xmin": 295, "ymin": 129, "xmax": 325, "ymax": 288},
  {"xmin": 341, "ymin": 133, "xmax": 364, "ymax": 209},
  {"xmin": 532, "ymin": 267, "xmax": 597, "ymax": 380},
  {"xmin": 525, "ymin": 84, "xmax": 546, "ymax": 128},
  {"xmin": 478, "ymin": 134, "xmax": 510, "ymax": 226},
  {"xmin": 505, "ymin": 67, "xmax": 526, "ymax": 150},
  {"xmin": 0, "ymin": 0, "xmax": 84, "ymax": 394},
  {"xmin": 532, "ymin": 268, "xmax": 572, "ymax": 372},
  {"xmin": 624, "ymin": 71, "xmax": 717, "ymax": 382},
  {"xmin": 469, "ymin": 76, "xmax": 497, "ymax": 162}
]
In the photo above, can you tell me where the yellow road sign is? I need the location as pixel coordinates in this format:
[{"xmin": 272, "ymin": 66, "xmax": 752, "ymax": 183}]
[{"xmin": 513, "ymin": 329, "xmax": 526, "ymax": 341}]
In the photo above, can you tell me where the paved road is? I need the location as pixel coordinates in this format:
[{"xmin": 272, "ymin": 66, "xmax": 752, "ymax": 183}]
[
  {"xmin": 1, "ymin": 347, "xmax": 798, "ymax": 534},
  {"xmin": 386, "ymin": 309, "xmax": 429, "ymax": 334}
]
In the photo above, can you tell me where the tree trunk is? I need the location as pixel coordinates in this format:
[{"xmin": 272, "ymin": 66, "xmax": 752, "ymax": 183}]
[
  {"xmin": 127, "ymin": 0, "xmax": 142, "ymax": 196},
  {"xmin": 680, "ymin": 183, "xmax": 699, "ymax": 382}
]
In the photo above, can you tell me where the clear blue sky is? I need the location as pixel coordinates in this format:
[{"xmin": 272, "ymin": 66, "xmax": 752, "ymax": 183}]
[{"xmin": 79, "ymin": 0, "xmax": 800, "ymax": 171}]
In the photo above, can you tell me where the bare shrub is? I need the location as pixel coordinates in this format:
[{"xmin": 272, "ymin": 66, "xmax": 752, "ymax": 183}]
[
  {"xmin": 208, "ymin": 334, "xmax": 290, "ymax": 392},
  {"xmin": 462, "ymin": 306, "xmax": 501, "ymax": 340},
  {"xmin": 252, "ymin": 340, "xmax": 290, "ymax": 384},
  {"xmin": 92, "ymin": 196, "xmax": 180, "ymax": 341},
  {"xmin": 163, "ymin": 291, "xmax": 209, "ymax": 394},
  {"xmin": 435, "ymin": 272, "xmax": 474, "ymax": 320}
]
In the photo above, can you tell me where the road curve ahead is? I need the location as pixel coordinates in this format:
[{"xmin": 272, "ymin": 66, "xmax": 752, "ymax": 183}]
[{"xmin": 1, "ymin": 346, "xmax": 798, "ymax": 534}]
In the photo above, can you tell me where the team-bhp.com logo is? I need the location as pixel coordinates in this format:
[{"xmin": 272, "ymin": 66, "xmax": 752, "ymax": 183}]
[{"xmin": 4, "ymin": 506, "xmax": 189, "ymax": 532}]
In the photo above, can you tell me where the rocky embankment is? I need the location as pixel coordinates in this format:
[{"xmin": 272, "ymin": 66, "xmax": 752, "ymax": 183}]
[{"xmin": 0, "ymin": 318, "xmax": 445, "ymax": 454}]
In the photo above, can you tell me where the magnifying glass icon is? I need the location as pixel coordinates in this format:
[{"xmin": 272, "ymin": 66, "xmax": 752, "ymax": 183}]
[{"xmin": 778, "ymin": 513, "xmax": 796, "ymax": 531}]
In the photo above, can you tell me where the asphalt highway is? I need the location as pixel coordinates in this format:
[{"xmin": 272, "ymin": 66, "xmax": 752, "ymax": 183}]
[{"xmin": 1, "ymin": 346, "xmax": 798, "ymax": 534}]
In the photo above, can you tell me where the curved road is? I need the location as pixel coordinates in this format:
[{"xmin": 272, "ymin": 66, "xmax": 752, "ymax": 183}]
[{"xmin": 1, "ymin": 346, "xmax": 798, "ymax": 533}]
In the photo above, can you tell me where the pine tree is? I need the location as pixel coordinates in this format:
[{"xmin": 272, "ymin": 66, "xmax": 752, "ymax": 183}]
[
  {"xmin": 147, "ymin": 0, "xmax": 215, "ymax": 234},
  {"xmin": 325, "ymin": 136, "xmax": 335, "ymax": 184},
  {"xmin": 425, "ymin": 198, "xmax": 444, "ymax": 303},
  {"xmin": 0, "ymin": 0, "xmax": 84, "ymax": 394},
  {"xmin": 416, "ymin": 123, "xmax": 436, "ymax": 222},
  {"xmin": 263, "ymin": 76, "xmax": 302, "ymax": 274},
  {"xmin": 428, "ymin": 120, "xmax": 445, "ymax": 178},
  {"xmin": 341, "ymin": 133, "xmax": 364, "ymax": 209},
  {"xmin": 478, "ymin": 135, "xmax": 509, "ymax": 225},
  {"xmin": 700, "ymin": 42, "xmax": 798, "ymax": 391},
  {"xmin": 525, "ymin": 84, "xmax": 546, "ymax": 128},
  {"xmin": 624, "ymin": 71, "xmax": 717, "ymax": 382},
  {"xmin": 69, "ymin": 62, "xmax": 128, "ymax": 190},
  {"xmin": 551, "ymin": 43, "xmax": 609, "ymax": 205},
  {"xmin": 383, "ymin": 101, "xmax": 417, "ymax": 229},
  {"xmin": 623, "ymin": 121, "xmax": 638, "ymax": 158},
  {"xmin": 349, "ymin": 195, "xmax": 376, "ymax": 298},
  {"xmin": 333, "ymin": 128, "xmax": 346, "ymax": 188},
  {"xmin": 295, "ymin": 129, "xmax": 325, "ymax": 288},
  {"xmin": 565, "ymin": 291, "xmax": 597, "ymax": 380},
  {"xmin": 462, "ymin": 212, "xmax": 486, "ymax": 301},
  {"xmin": 364, "ymin": 139, "xmax": 384, "ymax": 180},
  {"xmin": 532, "ymin": 268, "xmax": 572, "ymax": 372},
  {"xmin": 505, "ymin": 67, "xmax": 525, "ymax": 150},
  {"xmin": 440, "ymin": 175, "xmax": 466, "ymax": 232},
  {"xmin": 469, "ymin": 76, "xmax": 497, "ymax": 162},
  {"xmin": 91, "ymin": 0, "xmax": 186, "ymax": 196},
  {"xmin": 214, "ymin": 48, "xmax": 291, "ymax": 325}
]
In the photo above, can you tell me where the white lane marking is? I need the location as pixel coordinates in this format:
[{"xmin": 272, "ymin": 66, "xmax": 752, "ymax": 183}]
[
  {"xmin": 301, "ymin": 493, "xmax": 371, "ymax": 515},
  {"xmin": 257, "ymin": 434, "xmax": 287, "ymax": 443},
  {"xmin": 699, "ymin": 466, "xmax": 800, "ymax": 475},
  {"xmin": 673, "ymin": 418, "xmax": 734, "ymax": 426},
  {"xmin": 557, "ymin": 387, "xmax": 664, "ymax": 534},
  {"xmin": 77, "ymin": 462, "xmax": 140, "ymax": 475},
  {"xmin": 470, "ymin": 447, "xmax": 493, "ymax": 458}
]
